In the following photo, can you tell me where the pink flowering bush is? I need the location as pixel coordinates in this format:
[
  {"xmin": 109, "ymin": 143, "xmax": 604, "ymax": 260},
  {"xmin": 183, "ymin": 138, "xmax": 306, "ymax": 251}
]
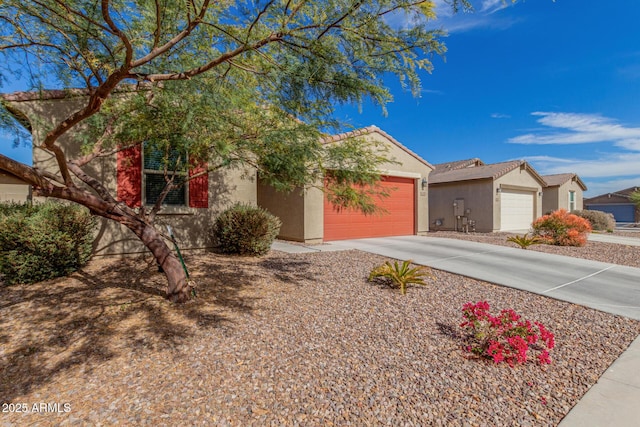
[{"xmin": 460, "ymin": 301, "xmax": 555, "ymax": 367}]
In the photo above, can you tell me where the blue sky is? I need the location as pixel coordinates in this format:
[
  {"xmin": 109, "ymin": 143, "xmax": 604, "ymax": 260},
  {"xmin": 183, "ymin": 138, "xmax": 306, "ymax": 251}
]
[
  {"xmin": 335, "ymin": 0, "xmax": 640, "ymax": 196},
  {"xmin": 1, "ymin": 0, "xmax": 639, "ymax": 196}
]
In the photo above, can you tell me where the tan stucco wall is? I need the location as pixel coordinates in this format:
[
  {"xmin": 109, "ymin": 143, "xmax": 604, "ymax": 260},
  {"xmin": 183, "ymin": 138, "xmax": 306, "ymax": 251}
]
[
  {"xmin": 542, "ymin": 186, "xmax": 559, "ymax": 215},
  {"xmin": 429, "ymin": 180, "xmax": 494, "ymax": 232},
  {"xmin": 494, "ymin": 167, "xmax": 544, "ymax": 231},
  {"xmin": 257, "ymin": 182, "xmax": 306, "ymax": 241},
  {"xmin": 543, "ymin": 181, "xmax": 584, "ymax": 214},
  {"xmin": 258, "ymin": 129, "xmax": 432, "ymax": 242},
  {"xmin": 6, "ymin": 96, "xmax": 257, "ymax": 255},
  {"xmin": 0, "ymin": 172, "xmax": 31, "ymax": 202},
  {"xmin": 429, "ymin": 166, "xmax": 544, "ymax": 233},
  {"xmin": 92, "ymin": 167, "xmax": 257, "ymax": 255}
]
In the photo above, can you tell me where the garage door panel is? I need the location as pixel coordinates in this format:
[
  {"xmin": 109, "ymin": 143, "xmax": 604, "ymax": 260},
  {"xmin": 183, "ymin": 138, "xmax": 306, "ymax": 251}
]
[
  {"xmin": 324, "ymin": 176, "xmax": 415, "ymax": 241},
  {"xmin": 500, "ymin": 189, "xmax": 535, "ymax": 231},
  {"xmin": 586, "ymin": 204, "xmax": 635, "ymax": 223}
]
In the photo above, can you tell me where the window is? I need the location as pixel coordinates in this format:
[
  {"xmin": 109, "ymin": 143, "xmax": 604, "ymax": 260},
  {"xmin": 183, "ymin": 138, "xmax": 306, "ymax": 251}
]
[
  {"xmin": 117, "ymin": 143, "xmax": 208, "ymax": 209},
  {"xmin": 568, "ymin": 191, "xmax": 576, "ymax": 212},
  {"xmin": 143, "ymin": 144, "xmax": 187, "ymax": 206}
]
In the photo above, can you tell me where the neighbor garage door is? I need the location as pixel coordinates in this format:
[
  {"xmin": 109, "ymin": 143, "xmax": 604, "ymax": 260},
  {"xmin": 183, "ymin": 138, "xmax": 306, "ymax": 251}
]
[
  {"xmin": 500, "ymin": 189, "xmax": 535, "ymax": 231},
  {"xmin": 324, "ymin": 176, "xmax": 415, "ymax": 241},
  {"xmin": 586, "ymin": 204, "xmax": 635, "ymax": 223}
]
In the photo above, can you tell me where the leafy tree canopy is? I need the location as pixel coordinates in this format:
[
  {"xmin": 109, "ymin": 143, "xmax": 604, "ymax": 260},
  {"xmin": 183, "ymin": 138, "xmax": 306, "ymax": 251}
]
[{"xmin": 0, "ymin": 0, "xmax": 475, "ymax": 301}]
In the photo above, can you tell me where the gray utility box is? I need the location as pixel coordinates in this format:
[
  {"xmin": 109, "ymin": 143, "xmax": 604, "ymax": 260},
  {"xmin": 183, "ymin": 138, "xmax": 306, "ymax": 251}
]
[{"xmin": 453, "ymin": 199, "xmax": 465, "ymax": 217}]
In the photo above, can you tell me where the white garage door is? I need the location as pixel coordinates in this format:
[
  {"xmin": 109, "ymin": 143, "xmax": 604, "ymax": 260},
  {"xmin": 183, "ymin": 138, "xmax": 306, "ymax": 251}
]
[{"xmin": 500, "ymin": 189, "xmax": 535, "ymax": 231}]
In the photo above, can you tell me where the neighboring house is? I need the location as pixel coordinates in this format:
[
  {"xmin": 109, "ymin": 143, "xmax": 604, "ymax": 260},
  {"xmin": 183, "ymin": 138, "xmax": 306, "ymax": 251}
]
[
  {"xmin": 432, "ymin": 158, "xmax": 484, "ymax": 174},
  {"xmin": 585, "ymin": 187, "xmax": 640, "ymax": 223},
  {"xmin": 259, "ymin": 126, "xmax": 433, "ymax": 242},
  {"xmin": 0, "ymin": 170, "xmax": 31, "ymax": 203},
  {"xmin": 2, "ymin": 91, "xmax": 433, "ymax": 253},
  {"xmin": 541, "ymin": 173, "xmax": 587, "ymax": 214},
  {"xmin": 429, "ymin": 160, "xmax": 546, "ymax": 232}
]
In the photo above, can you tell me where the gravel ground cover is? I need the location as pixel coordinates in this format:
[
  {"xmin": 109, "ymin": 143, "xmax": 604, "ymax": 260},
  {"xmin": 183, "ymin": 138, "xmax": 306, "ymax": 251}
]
[
  {"xmin": 428, "ymin": 231, "xmax": 640, "ymax": 268},
  {"xmin": 2, "ymin": 246, "xmax": 640, "ymax": 426}
]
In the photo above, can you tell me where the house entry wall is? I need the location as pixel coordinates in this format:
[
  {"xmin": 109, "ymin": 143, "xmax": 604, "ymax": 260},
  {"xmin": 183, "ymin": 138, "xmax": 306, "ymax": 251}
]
[
  {"xmin": 500, "ymin": 189, "xmax": 535, "ymax": 231},
  {"xmin": 324, "ymin": 176, "xmax": 415, "ymax": 240}
]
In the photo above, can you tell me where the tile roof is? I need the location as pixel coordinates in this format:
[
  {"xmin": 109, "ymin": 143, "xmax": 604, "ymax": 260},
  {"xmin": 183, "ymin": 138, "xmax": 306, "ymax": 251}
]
[
  {"xmin": 429, "ymin": 160, "xmax": 545, "ymax": 185},
  {"xmin": 432, "ymin": 158, "xmax": 484, "ymax": 174},
  {"xmin": 542, "ymin": 173, "xmax": 587, "ymax": 190},
  {"xmin": 585, "ymin": 186, "xmax": 640, "ymax": 204},
  {"xmin": 323, "ymin": 125, "xmax": 434, "ymax": 170},
  {"xmin": 0, "ymin": 85, "xmax": 154, "ymax": 102}
]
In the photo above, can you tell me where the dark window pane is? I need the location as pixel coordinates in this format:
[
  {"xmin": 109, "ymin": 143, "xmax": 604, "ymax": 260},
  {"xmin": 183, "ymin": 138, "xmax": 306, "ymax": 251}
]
[
  {"xmin": 144, "ymin": 144, "xmax": 185, "ymax": 171},
  {"xmin": 144, "ymin": 174, "xmax": 185, "ymax": 206}
]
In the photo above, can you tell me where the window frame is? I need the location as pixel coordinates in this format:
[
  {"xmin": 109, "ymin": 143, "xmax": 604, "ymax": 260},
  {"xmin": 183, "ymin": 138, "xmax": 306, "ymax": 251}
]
[
  {"xmin": 568, "ymin": 190, "xmax": 576, "ymax": 211},
  {"xmin": 141, "ymin": 144, "xmax": 189, "ymax": 207}
]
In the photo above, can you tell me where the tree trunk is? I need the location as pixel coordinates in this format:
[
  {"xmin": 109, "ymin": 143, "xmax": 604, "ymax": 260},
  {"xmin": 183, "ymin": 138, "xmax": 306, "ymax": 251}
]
[
  {"xmin": 134, "ymin": 220, "xmax": 192, "ymax": 303},
  {"xmin": 0, "ymin": 154, "xmax": 193, "ymax": 302}
]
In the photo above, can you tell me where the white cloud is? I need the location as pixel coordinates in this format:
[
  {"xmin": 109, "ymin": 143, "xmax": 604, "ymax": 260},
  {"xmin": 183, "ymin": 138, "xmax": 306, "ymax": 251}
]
[
  {"xmin": 389, "ymin": 0, "xmax": 522, "ymax": 34},
  {"xmin": 491, "ymin": 113, "xmax": 511, "ymax": 119},
  {"xmin": 521, "ymin": 155, "xmax": 574, "ymax": 164},
  {"xmin": 515, "ymin": 112, "xmax": 640, "ymax": 196},
  {"xmin": 527, "ymin": 153, "xmax": 640, "ymax": 179},
  {"xmin": 422, "ymin": 88, "xmax": 444, "ymax": 95},
  {"xmin": 480, "ymin": 0, "xmax": 514, "ymax": 14},
  {"xmin": 509, "ymin": 112, "xmax": 640, "ymax": 150}
]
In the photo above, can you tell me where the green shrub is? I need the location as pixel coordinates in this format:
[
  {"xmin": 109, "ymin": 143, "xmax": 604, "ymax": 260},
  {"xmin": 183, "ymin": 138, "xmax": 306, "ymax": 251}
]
[
  {"xmin": 212, "ymin": 204, "xmax": 281, "ymax": 256},
  {"xmin": 368, "ymin": 259, "xmax": 435, "ymax": 295},
  {"xmin": 0, "ymin": 201, "xmax": 96, "ymax": 285},
  {"xmin": 572, "ymin": 209, "xmax": 616, "ymax": 232},
  {"xmin": 532, "ymin": 209, "xmax": 592, "ymax": 246}
]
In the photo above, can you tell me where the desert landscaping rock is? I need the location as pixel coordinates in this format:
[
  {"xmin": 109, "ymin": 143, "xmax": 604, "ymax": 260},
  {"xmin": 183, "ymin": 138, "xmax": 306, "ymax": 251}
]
[{"xmin": 1, "ymin": 246, "xmax": 639, "ymax": 426}]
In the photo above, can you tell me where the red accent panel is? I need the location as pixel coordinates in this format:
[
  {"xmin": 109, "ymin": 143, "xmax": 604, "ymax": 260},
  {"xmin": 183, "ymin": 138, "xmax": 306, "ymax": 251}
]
[
  {"xmin": 189, "ymin": 164, "xmax": 208, "ymax": 208},
  {"xmin": 324, "ymin": 176, "xmax": 415, "ymax": 241},
  {"xmin": 116, "ymin": 145, "xmax": 142, "ymax": 208}
]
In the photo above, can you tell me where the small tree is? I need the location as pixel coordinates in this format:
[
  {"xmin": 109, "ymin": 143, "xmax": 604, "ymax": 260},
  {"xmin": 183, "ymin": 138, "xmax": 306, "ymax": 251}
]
[
  {"xmin": 0, "ymin": 0, "xmax": 474, "ymax": 302},
  {"xmin": 631, "ymin": 190, "xmax": 640, "ymax": 214}
]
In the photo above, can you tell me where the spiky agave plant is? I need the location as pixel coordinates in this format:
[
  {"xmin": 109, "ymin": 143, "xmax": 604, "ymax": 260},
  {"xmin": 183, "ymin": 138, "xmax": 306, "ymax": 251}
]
[
  {"xmin": 368, "ymin": 260, "xmax": 435, "ymax": 295},
  {"xmin": 506, "ymin": 233, "xmax": 542, "ymax": 249}
]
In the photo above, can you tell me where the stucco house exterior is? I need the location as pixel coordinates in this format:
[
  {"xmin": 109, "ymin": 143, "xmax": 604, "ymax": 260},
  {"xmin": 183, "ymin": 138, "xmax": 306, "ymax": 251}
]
[
  {"xmin": 2, "ymin": 91, "xmax": 433, "ymax": 253},
  {"xmin": 541, "ymin": 173, "xmax": 587, "ymax": 214},
  {"xmin": 585, "ymin": 187, "xmax": 640, "ymax": 223},
  {"xmin": 259, "ymin": 126, "xmax": 433, "ymax": 243},
  {"xmin": 429, "ymin": 159, "xmax": 546, "ymax": 232},
  {"xmin": 0, "ymin": 170, "xmax": 31, "ymax": 203}
]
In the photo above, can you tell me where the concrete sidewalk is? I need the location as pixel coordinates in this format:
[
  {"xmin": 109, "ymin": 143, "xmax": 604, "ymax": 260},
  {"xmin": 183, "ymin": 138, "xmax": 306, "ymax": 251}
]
[
  {"xmin": 309, "ymin": 235, "xmax": 640, "ymax": 426},
  {"xmin": 589, "ymin": 233, "xmax": 640, "ymax": 246},
  {"xmin": 271, "ymin": 240, "xmax": 350, "ymax": 253}
]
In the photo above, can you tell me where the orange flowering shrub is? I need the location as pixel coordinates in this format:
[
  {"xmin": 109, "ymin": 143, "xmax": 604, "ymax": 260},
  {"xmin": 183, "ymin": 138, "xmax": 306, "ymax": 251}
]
[{"xmin": 532, "ymin": 209, "xmax": 592, "ymax": 246}]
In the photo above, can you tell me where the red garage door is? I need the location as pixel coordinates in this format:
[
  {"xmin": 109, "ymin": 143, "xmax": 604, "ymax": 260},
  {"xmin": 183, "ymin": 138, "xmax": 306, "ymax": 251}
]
[{"xmin": 324, "ymin": 176, "xmax": 415, "ymax": 241}]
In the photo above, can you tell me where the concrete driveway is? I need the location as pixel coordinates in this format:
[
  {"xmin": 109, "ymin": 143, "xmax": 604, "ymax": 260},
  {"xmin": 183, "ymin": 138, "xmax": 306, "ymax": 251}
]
[{"xmin": 329, "ymin": 235, "xmax": 640, "ymax": 321}]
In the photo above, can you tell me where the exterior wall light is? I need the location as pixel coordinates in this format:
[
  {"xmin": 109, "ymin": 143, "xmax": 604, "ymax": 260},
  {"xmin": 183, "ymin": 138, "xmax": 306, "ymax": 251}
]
[
  {"xmin": 421, "ymin": 177, "xmax": 428, "ymax": 190},
  {"xmin": 496, "ymin": 188, "xmax": 502, "ymax": 194}
]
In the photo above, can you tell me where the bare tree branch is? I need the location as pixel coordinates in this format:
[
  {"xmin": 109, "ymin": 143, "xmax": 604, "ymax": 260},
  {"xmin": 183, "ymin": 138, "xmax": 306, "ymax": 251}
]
[
  {"xmin": 130, "ymin": 0, "xmax": 211, "ymax": 68},
  {"xmin": 316, "ymin": 1, "xmax": 363, "ymax": 40},
  {"xmin": 100, "ymin": 0, "xmax": 133, "ymax": 67},
  {"xmin": 141, "ymin": 32, "xmax": 283, "ymax": 81}
]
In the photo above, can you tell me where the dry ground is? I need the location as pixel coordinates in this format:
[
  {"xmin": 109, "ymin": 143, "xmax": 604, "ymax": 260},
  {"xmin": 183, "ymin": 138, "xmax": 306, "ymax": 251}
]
[{"xmin": 1, "ymin": 237, "xmax": 640, "ymax": 426}]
